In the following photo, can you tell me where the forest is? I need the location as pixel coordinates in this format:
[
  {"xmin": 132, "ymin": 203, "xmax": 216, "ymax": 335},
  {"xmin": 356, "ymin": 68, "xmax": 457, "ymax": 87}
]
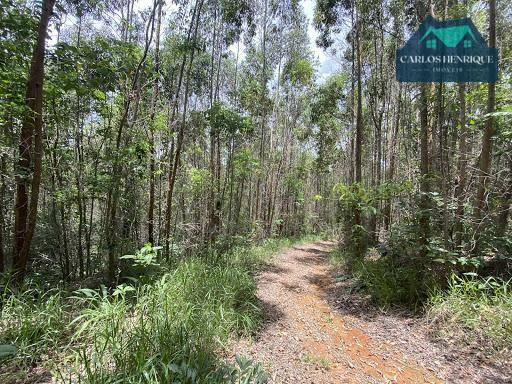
[{"xmin": 0, "ymin": 0, "xmax": 511, "ymax": 382}]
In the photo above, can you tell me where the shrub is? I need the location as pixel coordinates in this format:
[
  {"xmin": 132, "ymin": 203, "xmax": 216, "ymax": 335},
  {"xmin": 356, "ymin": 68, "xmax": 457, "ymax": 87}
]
[{"xmin": 353, "ymin": 256, "xmax": 437, "ymax": 309}]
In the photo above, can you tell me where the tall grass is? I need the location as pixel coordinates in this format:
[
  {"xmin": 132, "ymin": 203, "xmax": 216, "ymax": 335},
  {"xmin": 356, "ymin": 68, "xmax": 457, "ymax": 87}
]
[
  {"xmin": 1, "ymin": 236, "xmax": 311, "ymax": 383},
  {"xmin": 0, "ymin": 287, "xmax": 71, "ymax": 363},
  {"xmin": 67, "ymin": 257, "xmax": 261, "ymax": 383},
  {"xmin": 0, "ymin": 286, "xmax": 73, "ymax": 383},
  {"xmin": 427, "ymin": 275, "xmax": 512, "ymax": 354}
]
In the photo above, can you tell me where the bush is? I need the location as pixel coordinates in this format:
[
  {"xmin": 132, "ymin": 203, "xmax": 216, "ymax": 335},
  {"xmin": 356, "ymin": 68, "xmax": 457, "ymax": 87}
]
[
  {"xmin": 427, "ymin": 275, "xmax": 512, "ymax": 354},
  {"xmin": 353, "ymin": 256, "xmax": 437, "ymax": 309}
]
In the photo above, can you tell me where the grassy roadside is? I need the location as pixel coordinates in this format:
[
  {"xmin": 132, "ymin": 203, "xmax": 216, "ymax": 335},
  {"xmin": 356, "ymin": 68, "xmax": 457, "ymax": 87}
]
[
  {"xmin": 328, "ymin": 247, "xmax": 512, "ymax": 356},
  {"xmin": 427, "ymin": 276, "xmax": 512, "ymax": 356},
  {"xmin": 0, "ymin": 236, "xmax": 319, "ymax": 383}
]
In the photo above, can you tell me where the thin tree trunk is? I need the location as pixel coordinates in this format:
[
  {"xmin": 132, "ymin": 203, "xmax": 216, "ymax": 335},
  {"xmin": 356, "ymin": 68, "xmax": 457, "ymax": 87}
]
[
  {"xmin": 164, "ymin": 0, "xmax": 205, "ymax": 258},
  {"xmin": 208, "ymin": 5, "xmax": 219, "ymax": 240},
  {"xmin": 106, "ymin": 2, "xmax": 157, "ymax": 281},
  {"xmin": 455, "ymin": 82, "xmax": 467, "ymax": 247},
  {"xmin": 416, "ymin": 3, "xmax": 432, "ymax": 260},
  {"xmin": 148, "ymin": 0, "xmax": 163, "ymax": 245},
  {"xmin": 474, "ymin": 0, "xmax": 496, "ymax": 234},
  {"xmin": 354, "ymin": 12, "xmax": 364, "ymax": 257},
  {"xmin": 349, "ymin": 9, "xmax": 355, "ymax": 185},
  {"xmin": 164, "ymin": 0, "xmax": 204, "ymax": 256},
  {"xmin": 255, "ymin": 0, "xmax": 268, "ymax": 226},
  {"xmin": 75, "ymin": 15, "xmax": 85, "ymax": 277},
  {"xmin": 384, "ymin": 84, "xmax": 402, "ymax": 231},
  {"xmin": 419, "ymin": 83, "xmax": 430, "ymax": 259}
]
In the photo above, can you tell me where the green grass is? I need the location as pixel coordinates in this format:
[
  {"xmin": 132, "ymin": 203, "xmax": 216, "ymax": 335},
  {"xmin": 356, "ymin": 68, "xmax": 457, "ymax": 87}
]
[
  {"xmin": 0, "ymin": 287, "xmax": 71, "ymax": 362},
  {"xmin": 328, "ymin": 248, "xmax": 350, "ymax": 267},
  {"xmin": 427, "ymin": 275, "xmax": 512, "ymax": 354},
  {"xmin": 67, "ymin": 256, "xmax": 260, "ymax": 383},
  {"xmin": 0, "ymin": 236, "xmax": 315, "ymax": 383},
  {"xmin": 300, "ymin": 352, "xmax": 331, "ymax": 369},
  {"xmin": 0, "ymin": 286, "xmax": 73, "ymax": 382}
]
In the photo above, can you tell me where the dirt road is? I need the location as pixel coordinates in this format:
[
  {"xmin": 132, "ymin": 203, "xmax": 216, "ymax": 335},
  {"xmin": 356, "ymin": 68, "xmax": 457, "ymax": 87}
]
[{"xmin": 230, "ymin": 241, "xmax": 507, "ymax": 383}]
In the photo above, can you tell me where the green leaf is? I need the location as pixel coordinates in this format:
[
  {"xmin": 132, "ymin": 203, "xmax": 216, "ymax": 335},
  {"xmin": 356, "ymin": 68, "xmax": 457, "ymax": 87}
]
[
  {"xmin": 92, "ymin": 89, "xmax": 106, "ymax": 101},
  {"xmin": 0, "ymin": 345, "xmax": 17, "ymax": 360}
]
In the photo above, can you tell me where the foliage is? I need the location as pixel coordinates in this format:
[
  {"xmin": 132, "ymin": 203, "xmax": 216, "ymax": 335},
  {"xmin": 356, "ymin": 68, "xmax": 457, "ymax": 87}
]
[
  {"xmin": 0, "ymin": 0, "xmax": 38, "ymax": 123},
  {"xmin": 353, "ymin": 255, "xmax": 437, "ymax": 309},
  {"xmin": 334, "ymin": 181, "xmax": 412, "ymax": 255},
  {"xmin": 309, "ymin": 73, "xmax": 347, "ymax": 171},
  {"xmin": 206, "ymin": 102, "xmax": 254, "ymax": 138},
  {"xmin": 282, "ymin": 56, "xmax": 314, "ymax": 86}
]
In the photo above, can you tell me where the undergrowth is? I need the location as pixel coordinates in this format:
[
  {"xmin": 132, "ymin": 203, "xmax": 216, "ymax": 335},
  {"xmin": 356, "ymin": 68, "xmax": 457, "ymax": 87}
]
[
  {"xmin": 330, "ymin": 247, "xmax": 512, "ymax": 355},
  {"xmin": 0, "ymin": 236, "xmax": 313, "ymax": 383},
  {"xmin": 427, "ymin": 275, "xmax": 512, "ymax": 355},
  {"xmin": 329, "ymin": 248, "xmax": 436, "ymax": 309},
  {"xmin": 354, "ymin": 256, "xmax": 434, "ymax": 309}
]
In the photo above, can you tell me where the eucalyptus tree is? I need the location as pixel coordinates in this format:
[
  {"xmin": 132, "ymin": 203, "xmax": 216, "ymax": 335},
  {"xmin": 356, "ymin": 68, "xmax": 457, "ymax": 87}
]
[
  {"xmin": 0, "ymin": 0, "xmax": 39, "ymax": 273},
  {"xmin": 12, "ymin": 0, "xmax": 56, "ymax": 284}
]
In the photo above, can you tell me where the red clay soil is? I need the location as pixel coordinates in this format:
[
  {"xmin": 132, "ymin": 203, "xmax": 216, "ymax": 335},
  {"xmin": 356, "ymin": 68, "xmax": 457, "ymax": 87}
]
[{"xmin": 229, "ymin": 241, "xmax": 511, "ymax": 383}]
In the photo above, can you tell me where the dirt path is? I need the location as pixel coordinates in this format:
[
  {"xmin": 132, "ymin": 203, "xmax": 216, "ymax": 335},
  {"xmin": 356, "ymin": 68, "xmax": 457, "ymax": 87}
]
[{"xmin": 230, "ymin": 241, "xmax": 499, "ymax": 383}]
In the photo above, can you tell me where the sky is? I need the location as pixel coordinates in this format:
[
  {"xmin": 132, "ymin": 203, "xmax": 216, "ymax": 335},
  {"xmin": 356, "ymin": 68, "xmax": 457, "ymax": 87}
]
[{"xmin": 302, "ymin": 0, "xmax": 338, "ymax": 81}]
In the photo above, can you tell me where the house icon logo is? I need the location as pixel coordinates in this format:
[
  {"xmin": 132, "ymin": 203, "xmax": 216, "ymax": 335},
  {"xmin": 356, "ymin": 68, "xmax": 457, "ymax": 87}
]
[
  {"xmin": 396, "ymin": 16, "xmax": 498, "ymax": 82},
  {"xmin": 420, "ymin": 25, "xmax": 477, "ymax": 49}
]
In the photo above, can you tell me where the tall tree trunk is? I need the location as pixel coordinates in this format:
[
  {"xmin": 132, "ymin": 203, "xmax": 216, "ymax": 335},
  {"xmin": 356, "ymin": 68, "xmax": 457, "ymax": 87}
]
[
  {"xmin": 384, "ymin": 84, "xmax": 402, "ymax": 231},
  {"xmin": 75, "ymin": 15, "xmax": 86, "ymax": 277},
  {"xmin": 12, "ymin": 0, "xmax": 56, "ymax": 284},
  {"xmin": 368, "ymin": 10, "xmax": 385, "ymax": 244},
  {"xmin": 354, "ymin": 13, "xmax": 364, "ymax": 257},
  {"xmin": 164, "ymin": 0, "xmax": 204, "ymax": 259},
  {"xmin": 106, "ymin": 2, "xmax": 157, "ymax": 281},
  {"xmin": 208, "ymin": 5, "xmax": 219, "ymax": 241},
  {"xmin": 354, "ymin": 16, "xmax": 362, "ymax": 185},
  {"xmin": 454, "ymin": 82, "xmax": 467, "ymax": 248},
  {"xmin": 255, "ymin": 0, "xmax": 268, "ymax": 227},
  {"xmin": 418, "ymin": 83, "xmax": 430, "ymax": 259},
  {"xmin": 415, "ymin": 3, "xmax": 432, "ymax": 260},
  {"xmin": 147, "ymin": 0, "xmax": 163, "ymax": 245},
  {"xmin": 474, "ymin": 0, "xmax": 496, "ymax": 234},
  {"xmin": 437, "ymin": 81, "xmax": 450, "ymax": 248}
]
